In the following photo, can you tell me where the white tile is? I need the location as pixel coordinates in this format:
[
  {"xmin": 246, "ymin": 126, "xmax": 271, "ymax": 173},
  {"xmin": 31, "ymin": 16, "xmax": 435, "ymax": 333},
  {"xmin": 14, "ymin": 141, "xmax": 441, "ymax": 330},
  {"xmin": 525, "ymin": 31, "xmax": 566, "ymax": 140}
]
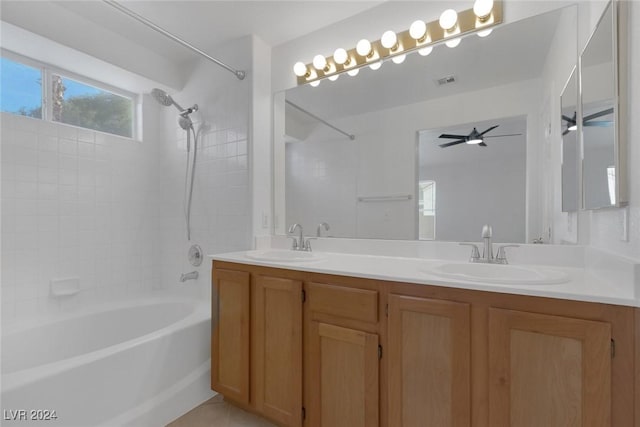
[
  {"xmin": 38, "ymin": 167, "xmax": 58, "ymax": 184},
  {"xmin": 16, "ymin": 165, "xmax": 38, "ymax": 182},
  {"xmin": 38, "ymin": 134, "xmax": 58, "ymax": 152},
  {"xmin": 38, "ymin": 199, "xmax": 58, "ymax": 216},
  {"xmin": 78, "ymin": 141, "xmax": 95, "ymax": 158},
  {"xmin": 12, "ymin": 146, "xmax": 38, "ymax": 166},
  {"xmin": 58, "ymin": 169, "xmax": 78, "ymax": 186},
  {"xmin": 38, "ymin": 215, "xmax": 59, "ymax": 232},
  {"xmin": 38, "ymin": 183, "xmax": 58, "ymax": 200},
  {"xmin": 58, "ymin": 185, "xmax": 78, "ymax": 201},
  {"xmin": 15, "ymin": 199, "xmax": 37, "ymax": 216},
  {"xmin": 59, "ymin": 138, "xmax": 78, "ymax": 156},
  {"xmin": 14, "ymin": 181, "xmax": 38, "ymax": 199},
  {"xmin": 59, "ymin": 154, "xmax": 78, "ymax": 171},
  {"xmin": 38, "ymin": 150, "xmax": 58, "ymax": 169},
  {"xmin": 57, "ymin": 124, "xmax": 78, "ymax": 140},
  {"xmin": 77, "ymin": 128, "xmax": 95, "ymax": 143}
]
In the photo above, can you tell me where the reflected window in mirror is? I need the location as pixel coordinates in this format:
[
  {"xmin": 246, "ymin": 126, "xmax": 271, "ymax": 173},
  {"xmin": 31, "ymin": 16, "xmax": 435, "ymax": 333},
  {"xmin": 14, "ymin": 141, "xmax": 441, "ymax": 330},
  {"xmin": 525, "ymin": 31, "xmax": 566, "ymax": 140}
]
[{"xmin": 418, "ymin": 181, "xmax": 436, "ymax": 240}]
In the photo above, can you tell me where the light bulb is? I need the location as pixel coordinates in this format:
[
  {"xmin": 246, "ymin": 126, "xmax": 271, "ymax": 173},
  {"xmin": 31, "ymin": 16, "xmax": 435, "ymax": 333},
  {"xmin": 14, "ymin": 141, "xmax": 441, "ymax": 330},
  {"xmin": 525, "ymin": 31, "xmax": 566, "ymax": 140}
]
[
  {"xmin": 568, "ymin": 124, "xmax": 577, "ymax": 131},
  {"xmin": 313, "ymin": 54, "xmax": 327, "ymax": 70},
  {"xmin": 369, "ymin": 61, "xmax": 382, "ymax": 71},
  {"xmin": 473, "ymin": 0, "xmax": 494, "ymax": 20},
  {"xmin": 409, "ymin": 20, "xmax": 427, "ymax": 41},
  {"xmin": 477, "ymin": 28, "xmax": 493, "ymax": 38},
  {"xmin": 445, "ymin": 38, "xmax": 461, "ymax": 48},
  {"xmin": 328, "ymin": 74, "xmax": 339, "ymax": 81},
  {"xmin": 418, "ymin": 46, "xmax": 433, "ymax": 56},
  {"xmin": 356, "ymin": 39, "xmax": 372, "ymax": 57},
  {"xmin": 347, "ymin": 68, "xmax": 360, "ymax": 77},
  {"xmin": 467, "ymin": 138, "xmax": 483, "ymax": 145},
  {"xmin": 293, "ymin": 62, "xmax": 308, "ymax": 77},
  {"xmin": 439, "ymin": 9, "xmax": 458, "ymax": 31},
  {"xmin": 310, "ymin": 80, "xmax": 320, "ymax": 87},
  {"xmin": 333, "ymin": 48, "xmax": 349, "ymax": 65},
  {"xmin": 392, "ymin": 54, "xmax": 406, "ymax": 64},
  {"xmin": 381, "ymin": 30, "xmax": 398, "ymax": 49}
]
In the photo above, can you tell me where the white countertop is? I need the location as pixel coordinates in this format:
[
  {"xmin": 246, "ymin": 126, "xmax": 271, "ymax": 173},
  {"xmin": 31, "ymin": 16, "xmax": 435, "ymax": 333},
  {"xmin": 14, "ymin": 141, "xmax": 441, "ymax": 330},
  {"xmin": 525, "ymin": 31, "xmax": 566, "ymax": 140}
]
[{"xmin": 210, "ymin": 250, "xmax": 639, "ymax": 308}]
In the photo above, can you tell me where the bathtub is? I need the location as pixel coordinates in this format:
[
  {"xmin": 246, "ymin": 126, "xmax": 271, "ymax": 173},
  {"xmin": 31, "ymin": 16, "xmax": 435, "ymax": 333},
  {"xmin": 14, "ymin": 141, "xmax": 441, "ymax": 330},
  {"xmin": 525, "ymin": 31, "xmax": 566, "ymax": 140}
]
[{"xmin": 1, "ymin": 298, "xmax": 214, "ymax": 426}]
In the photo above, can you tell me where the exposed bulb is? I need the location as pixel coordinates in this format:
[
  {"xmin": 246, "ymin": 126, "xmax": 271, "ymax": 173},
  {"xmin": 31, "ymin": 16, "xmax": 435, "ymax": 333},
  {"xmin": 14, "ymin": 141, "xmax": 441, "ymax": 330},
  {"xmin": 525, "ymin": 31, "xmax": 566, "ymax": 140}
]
[
  {"xmin": 347, "ymin": 68, "xmax": 360, "ymax": 77},
  {"xmin": 568, "ymin": 124, "xmax": 577, "ymax": 131},
  {"xmin": 313, "ymin": 54, "xmax": 327, "ymax": 70},
  {"xmin": 439, "ymin": 9, "xmax": 458, "ymax": 31},
  {"xmin": 310, "ymin": 80, "xmax": 320, "ymax": 87},
  {"xmin": 328, "ymin": 74, "xmax": 339, "ymax": 81},
  {"xmin": 293, "ymin": 62, "xmax": 308, "ymax": 77},
  {"xmin": 381, "ymin": 30, "xmax": 398, "ymax": 49},
  {"xmin": 409, "ymin": 20, "xmax": 427, "ymax": 41},
  {"xmin": 418, "ymin": 46, "xmax": 433, "ymax": 56},
  {"xmin": 477, "ymin": 28, "xmax": 493, "ymax": 38},
  {"xmin": 445, "ymin": 38, "xmax": 461, "ymax": 48},
  {"xmin": 392, "ymin": 54, "xmax": 406, "ymax": 64},
  {"xmin": 333, "ymin": 48, "xmax": 349, "ymax": 65},
  {"xmin": 473, "ymin": 0, "xmax": 494, "ymax": 20},
  {"xmin": 369, "ymin": 61, "xmax": 382, "ymax": 71},
  {"xmin": 356, "ymin": 39, "xmax": 373, "ymax": 57}
]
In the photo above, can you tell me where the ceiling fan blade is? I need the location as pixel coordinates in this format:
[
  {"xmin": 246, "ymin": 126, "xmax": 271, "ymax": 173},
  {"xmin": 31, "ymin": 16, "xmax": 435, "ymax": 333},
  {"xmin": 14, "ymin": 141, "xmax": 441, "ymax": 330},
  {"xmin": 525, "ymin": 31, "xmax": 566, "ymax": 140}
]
[
  {"xmin": 584, "ymin": 121, "xmax": 613, "ymax": 127},
  {"xmin": 484, "ymin": 133, "xmax": 523, "ymax": 138},
  {"xmin": 583, "ymin": 107, "xmax": 614, "ymax": 122},
  {"xmin": 439, "ymin": 133, "xmax": 467, "ymax": 139},
  {"xmin": 563, "ymin": 129, "xmax": 570, "ymax": 136},
  {"xmin": 562, "ymin": 115, "xmax": 576, "ymax": 123},
  {"xmin": 479, "ymin": 125, "xmax": 499, "ymax": 136},
  {"xmin": 439, "ymin": 140, "xmax": 466, "ymax": 148},
  {"xmin": 479, "ymin": 142, "xmax": 488, "ymax": 147}
]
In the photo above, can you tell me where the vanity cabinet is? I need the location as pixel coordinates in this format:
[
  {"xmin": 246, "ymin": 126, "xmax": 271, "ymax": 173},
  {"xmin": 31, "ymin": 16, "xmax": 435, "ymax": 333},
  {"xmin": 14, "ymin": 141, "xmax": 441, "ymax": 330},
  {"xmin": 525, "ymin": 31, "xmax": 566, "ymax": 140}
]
[
  {"xmin": 387, "ymin": 294, "xmax": 471, "ymax": 426},
  {"xmin": 211, "ymin": 261, "xmax": 638, "ymax": 427},
  {"xmin": 488, "ymin": 308, "xmax": 612, "ymax": 426}
]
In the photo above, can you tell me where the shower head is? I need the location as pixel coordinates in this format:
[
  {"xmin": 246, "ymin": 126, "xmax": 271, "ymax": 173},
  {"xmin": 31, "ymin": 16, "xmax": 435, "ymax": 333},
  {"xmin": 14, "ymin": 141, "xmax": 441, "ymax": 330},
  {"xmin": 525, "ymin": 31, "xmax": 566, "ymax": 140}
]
[{"xmin": 151, "ymin": 88, "xmax": 184, "ymax": 111}]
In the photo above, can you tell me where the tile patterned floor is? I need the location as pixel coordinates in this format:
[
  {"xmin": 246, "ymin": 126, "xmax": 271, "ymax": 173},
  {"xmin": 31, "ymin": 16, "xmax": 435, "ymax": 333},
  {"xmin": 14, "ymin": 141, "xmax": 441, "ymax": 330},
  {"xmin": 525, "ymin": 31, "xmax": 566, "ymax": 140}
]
[{"xmin": 166, "ymin": 395, "xmax": 277, "ymax": 427}]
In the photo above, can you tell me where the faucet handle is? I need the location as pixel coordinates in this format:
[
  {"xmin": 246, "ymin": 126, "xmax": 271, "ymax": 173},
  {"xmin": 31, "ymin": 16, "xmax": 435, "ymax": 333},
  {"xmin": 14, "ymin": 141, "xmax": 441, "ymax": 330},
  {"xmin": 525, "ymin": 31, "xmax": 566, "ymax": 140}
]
[
  {"xmin": 481, "ymin": 224, "xmax": 492, "ymax": 238},
  {"xmin": 303, "ymin": 237, "xmax": 317, "ymax": 251},
  {"xmin": 459, "ymin": 242, "xmax": 481, "ymax": 261},
  {"xmin": 495, "ymin": 244, "xmax": 520, "ymax": 264},
  {"xmin": 287, "ymin": 236, "xmax": 298, "ymax": 250}
]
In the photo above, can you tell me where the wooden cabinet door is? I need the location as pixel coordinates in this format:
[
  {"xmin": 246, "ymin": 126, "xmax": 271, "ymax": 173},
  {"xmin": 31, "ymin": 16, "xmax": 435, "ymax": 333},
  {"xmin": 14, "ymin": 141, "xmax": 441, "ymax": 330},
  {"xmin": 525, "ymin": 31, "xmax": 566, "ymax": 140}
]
[
  {"xmin": 252, "ymin": 275, "xmax": 303, "ymax": 427},
  {"xmin": 387, "ymin": 294, "xmax": 471, "ymax": 427},
  {"xmin": 211, "ymin": 268, "xmax": 250, "ymax": 404},
  {"xmin": 307, "ymin": 322, "xmax": 379, "ymax": 427},
  {"xmin": 489, "ymin": 308, "xmax": 612, "ymax": 427}
]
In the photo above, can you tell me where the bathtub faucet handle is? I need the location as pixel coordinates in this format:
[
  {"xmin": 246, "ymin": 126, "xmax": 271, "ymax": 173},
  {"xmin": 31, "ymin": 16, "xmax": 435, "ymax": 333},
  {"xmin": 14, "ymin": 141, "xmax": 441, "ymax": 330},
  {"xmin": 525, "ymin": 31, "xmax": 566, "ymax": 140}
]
[{"xmin": 180, "ymin": 271, "xmax": 199, "ymax": 282}]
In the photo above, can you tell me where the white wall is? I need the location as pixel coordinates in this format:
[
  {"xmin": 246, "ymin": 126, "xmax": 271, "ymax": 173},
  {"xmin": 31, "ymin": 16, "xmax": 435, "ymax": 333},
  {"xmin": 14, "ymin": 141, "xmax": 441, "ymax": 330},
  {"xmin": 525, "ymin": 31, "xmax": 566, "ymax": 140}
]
[
  {"xmin": 1, "ymin": 102, "xmax": 161, "ymax": 324},
  {"xmin": 156, "ymin": 37, "xmax": 253, "ymax": 292},
  {"xmin": 283, "ymin": 78, "xmax": 541, "ymax": 241}
]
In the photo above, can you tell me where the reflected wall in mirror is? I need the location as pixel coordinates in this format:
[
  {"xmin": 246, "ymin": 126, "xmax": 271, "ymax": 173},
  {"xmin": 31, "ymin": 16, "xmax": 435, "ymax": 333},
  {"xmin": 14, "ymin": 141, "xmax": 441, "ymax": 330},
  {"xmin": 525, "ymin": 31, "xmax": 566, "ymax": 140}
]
[
  {"xmin": 581, "ymin": 0, "xmax": 628, "ymax": 209},
  {"xmin": 561, "ymin": 67, "xmax": 579, "ymax": 212},
  {"xmin": 274, "ymin": 5, "xmax": 578, "ymax": 242}
]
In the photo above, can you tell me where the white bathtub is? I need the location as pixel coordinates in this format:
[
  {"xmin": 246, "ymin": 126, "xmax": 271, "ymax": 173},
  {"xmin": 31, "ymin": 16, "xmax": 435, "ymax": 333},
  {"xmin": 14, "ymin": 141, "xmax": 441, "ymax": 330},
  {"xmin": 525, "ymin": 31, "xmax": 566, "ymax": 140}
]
[{"xmin": 1, "ymin": 298, "xmax": 214, "ymax": 426}]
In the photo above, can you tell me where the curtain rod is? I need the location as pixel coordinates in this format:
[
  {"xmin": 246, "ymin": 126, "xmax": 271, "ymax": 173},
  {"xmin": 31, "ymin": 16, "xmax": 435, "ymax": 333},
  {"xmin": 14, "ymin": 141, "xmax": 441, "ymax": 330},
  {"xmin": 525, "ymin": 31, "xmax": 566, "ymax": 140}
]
[
  {"xmin": 103, "ymin": 0, "xmax": 245, "ymax": 80},
  {"xmin": 285, "ymin": 100, "xmax": 355, "ymax": 140}
]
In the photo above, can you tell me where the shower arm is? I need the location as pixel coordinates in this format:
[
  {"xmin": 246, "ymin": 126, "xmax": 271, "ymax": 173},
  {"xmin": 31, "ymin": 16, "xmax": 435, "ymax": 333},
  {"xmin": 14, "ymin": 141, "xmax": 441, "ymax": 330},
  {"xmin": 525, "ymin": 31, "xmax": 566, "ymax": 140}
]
[{"xmin": 102, "ymin": 0, "xmax": 246, "ymax": 81}]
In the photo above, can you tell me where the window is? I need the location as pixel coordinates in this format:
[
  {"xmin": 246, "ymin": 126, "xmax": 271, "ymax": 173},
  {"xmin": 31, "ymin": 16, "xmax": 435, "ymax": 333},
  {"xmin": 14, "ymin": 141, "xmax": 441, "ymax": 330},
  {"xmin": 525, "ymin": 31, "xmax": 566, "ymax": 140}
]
[
  {"xmin": 1, "ymin": 56, "xmax": 43, "ymax": 118},
  {"xmin": 607, "ymin": 166, "xmax": 616, "ymax": 205},
  {"xmin": 418, "ymin": 180, "xmax": 436, "ymax": 240},
  {"xmin": 1, "ymin": 51, "xmax": 136, "ymax": 139}
]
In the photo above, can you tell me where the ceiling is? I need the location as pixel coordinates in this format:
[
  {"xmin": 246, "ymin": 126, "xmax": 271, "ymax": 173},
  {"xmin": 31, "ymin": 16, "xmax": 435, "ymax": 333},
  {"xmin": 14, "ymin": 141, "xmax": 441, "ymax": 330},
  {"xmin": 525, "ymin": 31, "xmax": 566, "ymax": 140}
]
[{"xmin": 0, "ymin": 1, "xmax": 383, "ymax": 67}]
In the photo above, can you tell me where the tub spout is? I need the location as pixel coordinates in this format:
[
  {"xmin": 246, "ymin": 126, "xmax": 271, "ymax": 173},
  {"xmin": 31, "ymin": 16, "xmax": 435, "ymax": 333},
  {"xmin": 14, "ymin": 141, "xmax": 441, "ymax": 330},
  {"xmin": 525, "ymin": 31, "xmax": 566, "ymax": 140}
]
[{"xmin": 180, "ymin": 271, "xmax": 199, "ymax": 282}]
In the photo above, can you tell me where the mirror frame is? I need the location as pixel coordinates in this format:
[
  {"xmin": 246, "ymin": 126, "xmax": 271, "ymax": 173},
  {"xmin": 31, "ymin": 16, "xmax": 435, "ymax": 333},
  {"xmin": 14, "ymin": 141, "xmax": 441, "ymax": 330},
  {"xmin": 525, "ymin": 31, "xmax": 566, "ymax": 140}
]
[{"xmin": 579, "ymin": 0, "xmax": 629, "ymax": 209}]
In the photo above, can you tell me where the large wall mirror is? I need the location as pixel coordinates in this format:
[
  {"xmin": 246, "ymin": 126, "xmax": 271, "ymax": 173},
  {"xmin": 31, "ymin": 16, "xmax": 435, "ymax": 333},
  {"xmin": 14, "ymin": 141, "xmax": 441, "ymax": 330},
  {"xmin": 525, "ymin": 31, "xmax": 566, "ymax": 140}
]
[
  {"xmin": 580, "ymin": 0, "xmax": 628, "ymax": 209},
  {"xmin": 274, "ymin": 5, "xmax": 578, "ymax": 242},
  {"xmin": 561, "ymin": 67, "xmax": 579, "ymax": 212}
]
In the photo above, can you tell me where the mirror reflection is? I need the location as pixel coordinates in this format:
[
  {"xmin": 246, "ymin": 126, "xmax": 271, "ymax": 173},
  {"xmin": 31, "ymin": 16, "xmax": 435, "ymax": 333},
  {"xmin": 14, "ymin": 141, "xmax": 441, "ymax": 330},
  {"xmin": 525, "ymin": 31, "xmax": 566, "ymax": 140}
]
[
  {"xmin": 561, "ymin": 67, "xmax": 579, "ymax": 212},
  {"xmin": 581, "ymin": 1, "xmax": 618, "ymax": 209},
  {"xmin": 275, "ymin": 6, "xmax": 577, "ymax": 242}
]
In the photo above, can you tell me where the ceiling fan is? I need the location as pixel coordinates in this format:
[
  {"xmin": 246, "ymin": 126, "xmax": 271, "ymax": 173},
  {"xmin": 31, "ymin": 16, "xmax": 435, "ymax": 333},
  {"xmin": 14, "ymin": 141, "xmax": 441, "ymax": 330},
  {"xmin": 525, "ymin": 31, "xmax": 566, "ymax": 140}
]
[
  {"xmin": 562, "ymin": 108, "xmax": 614, "ymax": 135},
  {"xmin": 438, "ymin": 125, "xmax": 522, "ymax": 148}
]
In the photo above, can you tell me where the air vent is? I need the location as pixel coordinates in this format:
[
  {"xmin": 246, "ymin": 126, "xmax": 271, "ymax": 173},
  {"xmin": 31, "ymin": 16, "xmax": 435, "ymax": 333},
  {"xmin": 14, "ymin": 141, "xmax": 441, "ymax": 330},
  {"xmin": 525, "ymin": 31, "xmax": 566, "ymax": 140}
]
[{"xmin": 436, "ymin": 75, "xmax": 456, "ymax": 85}]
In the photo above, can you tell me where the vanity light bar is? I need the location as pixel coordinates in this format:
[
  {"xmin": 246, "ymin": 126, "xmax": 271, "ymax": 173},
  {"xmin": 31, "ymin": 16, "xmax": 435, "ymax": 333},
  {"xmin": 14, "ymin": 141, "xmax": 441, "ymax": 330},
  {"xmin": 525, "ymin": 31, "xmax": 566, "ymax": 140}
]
[{"xmin": 294, "ymin": 0, "xmax": 503, "ymax": 86}]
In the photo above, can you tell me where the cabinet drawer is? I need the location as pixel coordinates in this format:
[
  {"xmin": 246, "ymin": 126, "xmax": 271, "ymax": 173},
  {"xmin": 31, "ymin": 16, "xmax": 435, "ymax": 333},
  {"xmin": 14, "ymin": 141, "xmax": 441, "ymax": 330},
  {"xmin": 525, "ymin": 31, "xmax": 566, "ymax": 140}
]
[{"xmin": 308, "ymin": 282, "xmax": 378, "ymax": 323}]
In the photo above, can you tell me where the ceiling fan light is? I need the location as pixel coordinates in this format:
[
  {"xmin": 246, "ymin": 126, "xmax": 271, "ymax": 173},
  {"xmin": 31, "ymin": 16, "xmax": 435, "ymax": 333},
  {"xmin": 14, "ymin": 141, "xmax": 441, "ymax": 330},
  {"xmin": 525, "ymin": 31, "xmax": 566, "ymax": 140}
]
[
  {"xmin": 409, "ymin": 20, "xmax": 427, "ymax": 41},
  {"xmin": 467, "ymin": 138, "xmax": 483, "ymax": 145},
  {"xmin": 568, "ymin": 124, "xmax": 577, "ymax": 131},
  {"xmin": 439, "ymin": 9, "xmax": 458, "ymax": 31}
]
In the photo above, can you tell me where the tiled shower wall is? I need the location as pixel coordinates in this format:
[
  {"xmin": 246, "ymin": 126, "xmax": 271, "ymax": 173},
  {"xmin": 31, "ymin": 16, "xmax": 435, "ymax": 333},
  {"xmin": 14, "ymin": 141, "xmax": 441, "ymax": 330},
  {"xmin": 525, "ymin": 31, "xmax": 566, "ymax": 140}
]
[{"xmin": 1, "ymin": 102, "xmax": 162, "ymax": 324}]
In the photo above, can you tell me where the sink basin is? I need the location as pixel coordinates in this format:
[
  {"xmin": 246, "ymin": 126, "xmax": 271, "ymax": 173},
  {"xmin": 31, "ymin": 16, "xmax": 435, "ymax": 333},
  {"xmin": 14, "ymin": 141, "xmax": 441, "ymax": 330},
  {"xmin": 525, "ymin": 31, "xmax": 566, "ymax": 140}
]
[
  {"xmin": 245, "ymin": 250, "xmax": 325, "ymax": 263},
  {"xmin": 423, "ymin": 262, "xmax": 570, "ymax": 285}
]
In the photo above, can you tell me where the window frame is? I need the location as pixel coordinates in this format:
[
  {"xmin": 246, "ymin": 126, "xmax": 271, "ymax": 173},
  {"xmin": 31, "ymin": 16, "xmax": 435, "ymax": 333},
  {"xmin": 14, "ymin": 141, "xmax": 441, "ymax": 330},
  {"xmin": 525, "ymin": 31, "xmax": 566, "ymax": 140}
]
[{"xmin": 1, "ymin": 49, "xmax": 141, "ymax": 140}]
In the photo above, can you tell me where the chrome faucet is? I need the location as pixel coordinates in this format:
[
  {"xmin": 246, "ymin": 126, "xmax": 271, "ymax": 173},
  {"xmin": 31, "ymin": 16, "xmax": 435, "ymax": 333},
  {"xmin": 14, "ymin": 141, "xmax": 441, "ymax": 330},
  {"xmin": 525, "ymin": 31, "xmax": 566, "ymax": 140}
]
[
  {"xmin": 460, "ymin": 224, "xmax": 519, "ymax": 264},
  {"xmin": 180, "ymin": 271, "xmax": 199, "ymax": 282},
  {"xmin": 317, "ymin": 222, "xmax": 330, "ymax": 237}
]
